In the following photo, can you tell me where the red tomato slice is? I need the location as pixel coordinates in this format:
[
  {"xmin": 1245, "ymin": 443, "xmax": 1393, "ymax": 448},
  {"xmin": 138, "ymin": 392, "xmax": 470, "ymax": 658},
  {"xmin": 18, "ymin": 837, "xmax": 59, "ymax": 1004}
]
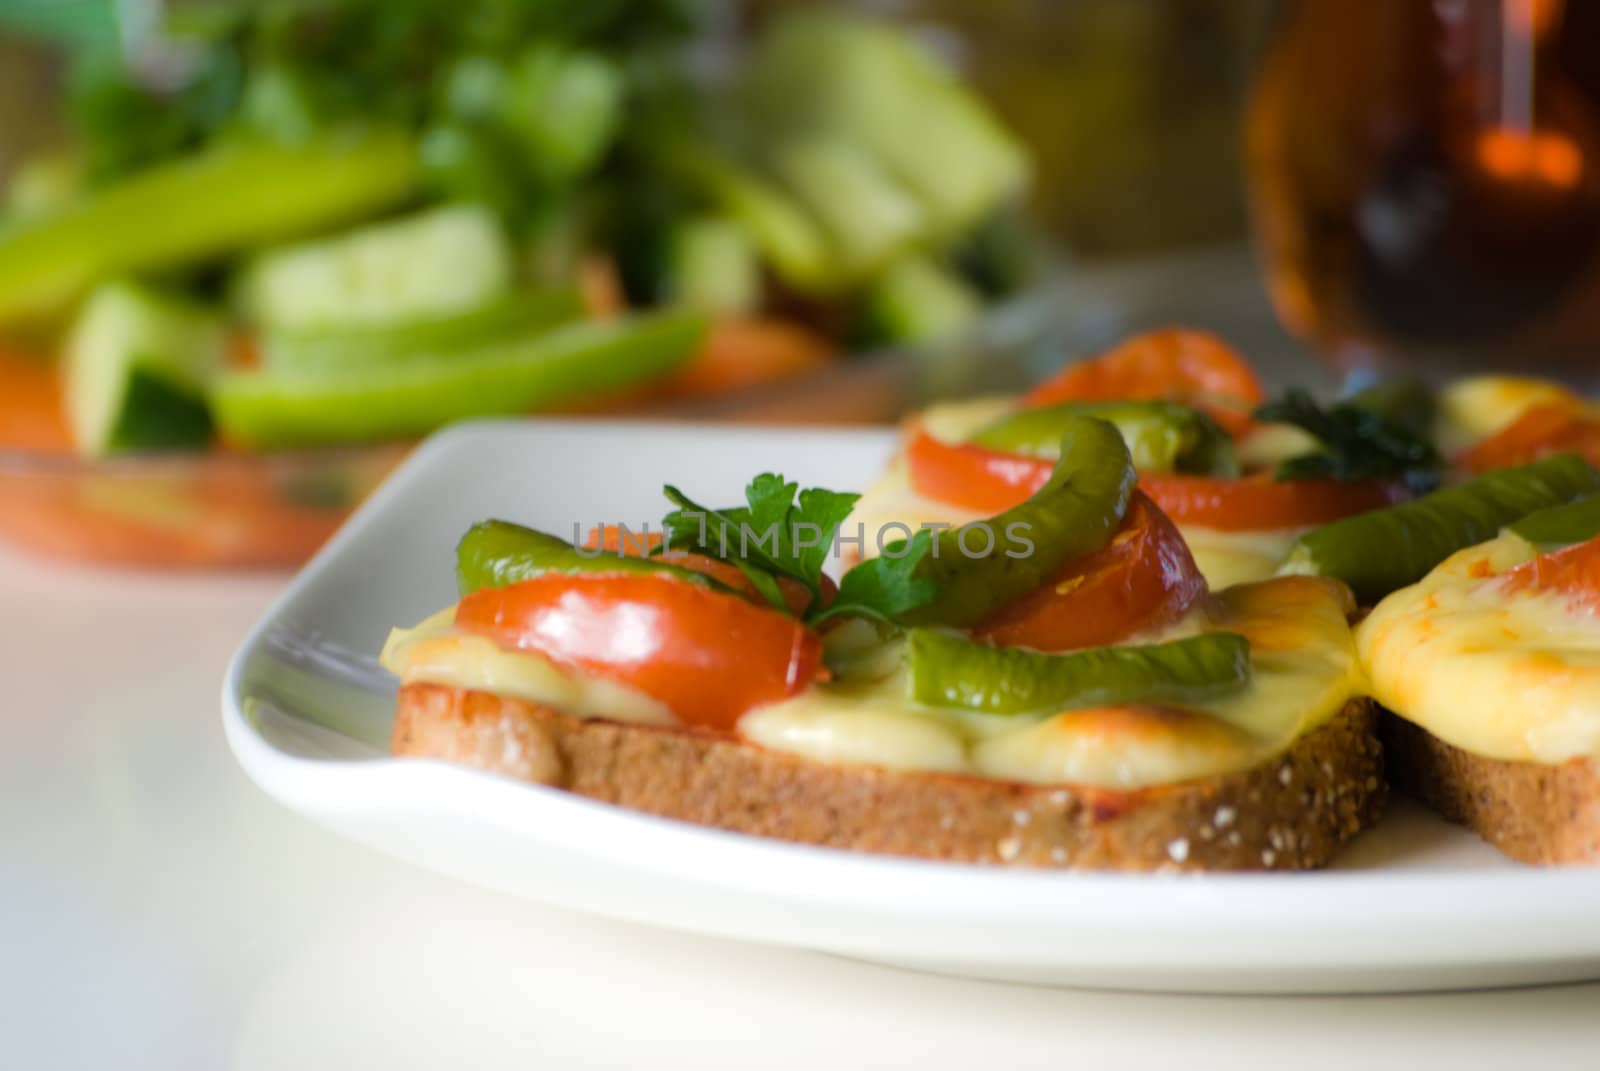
[
  {"xmin": 974, "ymin": 493, "xmax": 1207, "ymax": 651},
  {"xmin": 905, "ymin": 429, "xmax": 1051, "ymax": 514},
  {"xmin": 906, "ymin": 429, "xmax": 1403, "ymax": 530},
  {"xmin": 456, "ymin": 574, "xmax": 823, "ymax": 733},
  {"xmin": 582, "ymin": 523, "xmax": 830, "ymax": 617},
  {"xmin": 1457, "ymin": 403, "xmax": 1600, "ymax": 473},
  {"xmin": 1137, "ymin": 473, "xmax": 1410, "ymax": 531},
  {"xmin": 1024, "ymin": 328, "xmax": 1266, "ymax": 436},
  {"xmin": 1499, "ymin": 533, "xmax": 1600, "ymax": 613}
]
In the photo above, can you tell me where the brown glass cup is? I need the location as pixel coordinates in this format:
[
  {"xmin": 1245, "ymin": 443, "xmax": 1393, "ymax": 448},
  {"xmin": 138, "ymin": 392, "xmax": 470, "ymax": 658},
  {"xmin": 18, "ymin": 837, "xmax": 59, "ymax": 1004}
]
[{"xmin": 1247, "ymin": 0, "xmax": 1600, "ymax": 383}]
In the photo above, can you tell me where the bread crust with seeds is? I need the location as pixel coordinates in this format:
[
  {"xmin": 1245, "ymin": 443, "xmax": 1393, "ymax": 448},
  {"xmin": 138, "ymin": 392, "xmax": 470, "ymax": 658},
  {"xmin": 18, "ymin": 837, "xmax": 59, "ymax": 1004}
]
[
  {"xmin": 393, "ymin": 682, "xmax": 1385, "ymax": 871},
  {"xmin": 1383, "ymin": 714, "xmax": 1600, "ymax": 865}
]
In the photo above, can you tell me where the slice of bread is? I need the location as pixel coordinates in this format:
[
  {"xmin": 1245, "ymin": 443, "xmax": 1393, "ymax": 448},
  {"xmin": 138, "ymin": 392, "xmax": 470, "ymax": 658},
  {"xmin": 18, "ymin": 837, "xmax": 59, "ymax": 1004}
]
[
  {"xmin": 393, "ymin": 682, "xmax": 1385, "ymax": 871},
  {"xmin": 1383, "ymin": 714, "xmax": 1600, "ymax": 864}
]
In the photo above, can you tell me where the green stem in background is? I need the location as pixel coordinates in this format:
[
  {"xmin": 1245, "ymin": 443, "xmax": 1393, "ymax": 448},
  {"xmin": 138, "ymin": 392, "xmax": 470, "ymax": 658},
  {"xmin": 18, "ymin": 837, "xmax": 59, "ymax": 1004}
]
[
  {"xmin": 261, "ymin": 288, "xmax": 585, "ymax": 374},
  {"xmin": 0, "ymin": 129, "xmax": 418, "ymax": 327},
  {"xmin": 211, "ymin": 308, "xmax": 706, "ymax": 449}
]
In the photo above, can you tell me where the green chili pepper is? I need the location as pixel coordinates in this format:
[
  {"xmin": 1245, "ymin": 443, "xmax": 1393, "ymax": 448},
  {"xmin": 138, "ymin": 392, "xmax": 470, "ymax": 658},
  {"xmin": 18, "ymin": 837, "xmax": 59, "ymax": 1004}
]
[
  {"xmin": 906, "ymin": 629, "xmax": 1252, "ymax": 715},
  {"xmin": 1280, "ymin": 453, "xmax": 1600, "ymax": 602},
  {"xmin": 901, "ymin": 415, "xmax": 1137, "ymax": 628},
  {"xmin": 970, "ymin": 400, "xmax": 1238, "ymax": 476},
  {"xmin": 1506, "ymin": 491, "xmax": 1600, "ymax": 551},
  {"xmin": 456, "ymin": 520, "xmax": 725, "ymax": 596}
]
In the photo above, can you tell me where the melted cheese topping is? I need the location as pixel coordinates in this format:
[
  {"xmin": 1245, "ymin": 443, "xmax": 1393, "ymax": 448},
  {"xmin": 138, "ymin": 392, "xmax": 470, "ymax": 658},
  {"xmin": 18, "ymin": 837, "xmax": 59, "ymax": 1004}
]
[
  {"xmin": 381, "ymin": 608, "xmax": 676, "ymax": 726},
  {"xmin": 1437, "ymin": 375, "xmax": 1585, "ymax": 455},
  {"xmin": 1358, "ymin": 534, "xmax": 1600, "ymax": 763},
  {"xmin": 745, "ymin": 576, "xmax": 1364, "ymax": 788},
  {"xmin": 1179, "ymin": 525, "xmax": 1299, "ymax": 591}
]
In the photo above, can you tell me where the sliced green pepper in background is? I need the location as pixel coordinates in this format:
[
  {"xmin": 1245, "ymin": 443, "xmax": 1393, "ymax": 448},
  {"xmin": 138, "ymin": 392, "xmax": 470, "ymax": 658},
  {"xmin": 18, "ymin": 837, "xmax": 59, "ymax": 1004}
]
[
  {"xmin": 1280, "ymin": 453, "xmax": 1600, "ymax": 602},
  {"xmin": 906, "ymin": 628, "xmax": 1252, "ymax": 715},
  {"xmin": 903, "ymin": 416, "xmax": 1136, "ymax": 628},
  {"xmin": 212, "ymin": 308, "xmax": 706, "ymax": 449},
  {"xmin": 972, "ymin": 400, "xmax": 1239, "ymax": 476},
  {"xmin": 1506, "ymin": 491, "xmax": 1600, "ymax": 551},
  {"xmin": 456, "ymin": 520, "xmax": 726, "ymax": 597},
  {"xmin": 261, "ymin": 288, "xmax": 585, "ymax": 374},
  {"xmin": 0, "ymin": 130, "xmax": 417, "ymax": 327}
]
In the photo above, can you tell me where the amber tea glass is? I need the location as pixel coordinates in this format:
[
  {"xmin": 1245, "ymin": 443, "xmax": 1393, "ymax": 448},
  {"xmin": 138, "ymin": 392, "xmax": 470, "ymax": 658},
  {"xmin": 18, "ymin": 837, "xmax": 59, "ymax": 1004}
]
[{"xmin": 1248, "ymin": 0, "xmax": 1600, "ymax": 382}]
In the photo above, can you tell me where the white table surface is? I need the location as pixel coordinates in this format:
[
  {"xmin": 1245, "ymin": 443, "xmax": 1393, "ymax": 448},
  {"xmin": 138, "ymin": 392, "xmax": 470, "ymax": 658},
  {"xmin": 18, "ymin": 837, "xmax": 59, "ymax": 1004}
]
[{"xmin": 5, "ymin": 546, "xmax": 1600, "ymax": 1070}]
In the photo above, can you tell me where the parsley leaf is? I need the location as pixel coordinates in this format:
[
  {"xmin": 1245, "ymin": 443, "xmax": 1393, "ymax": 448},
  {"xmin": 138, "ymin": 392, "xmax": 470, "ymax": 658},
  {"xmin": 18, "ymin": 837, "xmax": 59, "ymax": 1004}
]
[
  {"xmin": 1255, "ymin": 388, "xmax": 1441, "ymax": 491},
  {"xmin": 659, "ymin": 475, "xmax": 938, "ymax": 625},
  {"xmin": 661, "ymin": 474, "xmax": 860, "ymax": 618},
  {"xmin": 818, "ymin": 529, "xmax": 939, "ymax": 626}
]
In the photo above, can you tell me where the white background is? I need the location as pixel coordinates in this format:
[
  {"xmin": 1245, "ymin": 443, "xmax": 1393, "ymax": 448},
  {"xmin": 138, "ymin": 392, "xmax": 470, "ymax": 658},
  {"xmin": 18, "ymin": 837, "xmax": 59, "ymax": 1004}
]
[{"xmin": 5, "ymin": 547, "xmax": 1600, "ymax": 1070}]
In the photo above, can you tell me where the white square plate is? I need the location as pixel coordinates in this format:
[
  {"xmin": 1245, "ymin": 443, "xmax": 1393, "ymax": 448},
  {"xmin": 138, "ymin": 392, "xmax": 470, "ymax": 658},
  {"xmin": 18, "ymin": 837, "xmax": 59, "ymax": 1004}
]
[{"xmin": 224, "ymin": 420, "xmax": 1600, "ymax": 994}]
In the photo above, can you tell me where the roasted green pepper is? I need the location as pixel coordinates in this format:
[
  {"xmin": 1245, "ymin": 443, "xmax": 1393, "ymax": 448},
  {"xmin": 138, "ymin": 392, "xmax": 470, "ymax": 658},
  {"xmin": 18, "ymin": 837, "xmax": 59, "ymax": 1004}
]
[
  {"xmin": 970, "ymin": 400, "xmax": 1238, "ymax": 476},
  {"xmin": 456, "ymin": 520, "xmax": 724, "ymax": 596},
  {"xmin": 1507, "ymin": 491, "xmax": 1600, "ymax": 551},
  {"xmin": 903, "ymin": 416, "xmax": 1137, "ymax": 628},
  {"xmin": 1280, "ymin": 453, "xmax": 1600, "ymax": 602},
  {"xmin": 906, "ymin": 628, "xmax": 1252, "ymax": 715}
]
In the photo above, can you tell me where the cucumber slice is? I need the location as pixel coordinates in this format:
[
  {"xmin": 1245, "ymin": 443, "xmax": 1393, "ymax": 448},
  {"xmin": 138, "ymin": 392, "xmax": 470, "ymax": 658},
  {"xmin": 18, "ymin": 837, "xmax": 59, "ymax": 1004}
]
[
  {"xmin": 769, "ymin": 135, "xmax": 923, "ymax": 278},
  {"xmin": 235, "ymin": 203, "xmax": 514, "ymax": 331},
  {"xmin": 662, "ymin": 217, "xmax": 761, "ymax": 315},
  {"xmin": 0, "ymin": 130, "xmax": 417, "ymax": 327},
  {"xmin": 65, "ymin": 281, "xmax": 226, "ymax": 456},
  {"xmin": 861, "ymin": 254, "xmax": 982, "ymax": 346},
  {"xmin": 749, "ymin": 13, "xmax": 1029, "ymax": 237},
  {"xmin": 261, "ymin": 287, "xmax": 585, "ymax": 373},
  {"xmin": 212, "ymin": 309, "xmax": 708, "ymax": 448},
  {"xmin": 657, "ymin": 143, "xmax": 835, "ymax": 293}
]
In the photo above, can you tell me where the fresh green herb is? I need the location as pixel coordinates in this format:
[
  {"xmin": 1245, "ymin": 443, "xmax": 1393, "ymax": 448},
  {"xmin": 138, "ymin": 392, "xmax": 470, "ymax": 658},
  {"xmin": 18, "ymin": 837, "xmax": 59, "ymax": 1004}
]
[
  {"xmin": 818, "ymin": 529, "xmax": 939, "ymax": 627},
  {"xmin": 660, "ymin": 474, "xmax": 938, "ymax": 625},
  {"xmin": 1256, "ymin": 388, "xmax": 1441, "ymax": 491}
]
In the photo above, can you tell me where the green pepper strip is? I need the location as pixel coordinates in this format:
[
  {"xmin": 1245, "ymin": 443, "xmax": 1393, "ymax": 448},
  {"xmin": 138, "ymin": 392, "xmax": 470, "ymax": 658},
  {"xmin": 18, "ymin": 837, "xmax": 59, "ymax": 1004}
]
[
  {"xmin": 1506, "ymin": 490, "xmax": 1600, "ymax": 551},
  {"xmin": 903, "ymin": 415, "xmax": 1137, "ymax": 628},
  {"xmin": 456, "ymin": 520, "xmax": 729, "ymax": 596},
  {"xmin": 906, "ymin": 629, "xmax": 1252, "ymax": 715},
  {"xmin": 970, "ymin": 400, "xmax": 1239, "ymax": 477},
  {"xmin": 1280, "ymin": 453, "xmax": 1600, "ymax": 603}
]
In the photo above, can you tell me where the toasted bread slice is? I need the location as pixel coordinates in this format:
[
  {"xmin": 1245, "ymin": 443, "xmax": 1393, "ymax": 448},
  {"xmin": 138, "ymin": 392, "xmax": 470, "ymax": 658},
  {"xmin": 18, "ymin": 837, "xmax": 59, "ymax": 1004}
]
[
  {"xmin": 1383, "ymin": 714, "xmax": 1600, "ymax": 865},
  {"xmin": 393, "ymin": 682, "xmax": 1385, "ymax": 871}
]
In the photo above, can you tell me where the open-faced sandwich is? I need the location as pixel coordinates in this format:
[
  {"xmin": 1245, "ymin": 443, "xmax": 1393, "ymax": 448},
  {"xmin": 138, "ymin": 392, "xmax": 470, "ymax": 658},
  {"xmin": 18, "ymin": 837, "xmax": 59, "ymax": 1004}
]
[
  {"xmin": 1360, "ymin": 495, "xmax": 1600, "ymax": 864},
  {"xmin": 850, "ymin": 328, "xmax": 1431, "ymax": 589},
  {"xmin": 382, "ymin": 414, "xmax": 1385, "ymax": 871}
]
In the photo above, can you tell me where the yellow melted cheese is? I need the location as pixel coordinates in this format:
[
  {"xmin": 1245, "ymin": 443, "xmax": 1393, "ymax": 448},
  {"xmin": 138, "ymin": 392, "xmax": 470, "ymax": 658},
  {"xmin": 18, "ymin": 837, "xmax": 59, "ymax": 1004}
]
[
  {"xmin": 1436, "ymin": 375, "xmax": 1586, "ymax": 455},
  {"xmin": 746, "ymin": 576, "xmax": 1364, "ymax": 789},
  {"xmin": 1358, "ymin": 534, "xmax": 1600, "ymax": 763},
  {"xmin": 381, "ymin": 608, "xmax": 676, "ymax": 727}
]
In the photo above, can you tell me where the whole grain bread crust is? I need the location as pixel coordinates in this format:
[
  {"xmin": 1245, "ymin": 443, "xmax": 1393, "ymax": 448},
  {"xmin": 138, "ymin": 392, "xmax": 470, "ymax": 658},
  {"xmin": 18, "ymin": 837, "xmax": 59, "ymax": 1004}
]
[
  {"xmin": 1383, "ymin": 713, "xmax": 1600, "ymax": 865},
  {"xmin": 393, "ymin": 683, "xmax": 1385, "ymax": 871}
]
